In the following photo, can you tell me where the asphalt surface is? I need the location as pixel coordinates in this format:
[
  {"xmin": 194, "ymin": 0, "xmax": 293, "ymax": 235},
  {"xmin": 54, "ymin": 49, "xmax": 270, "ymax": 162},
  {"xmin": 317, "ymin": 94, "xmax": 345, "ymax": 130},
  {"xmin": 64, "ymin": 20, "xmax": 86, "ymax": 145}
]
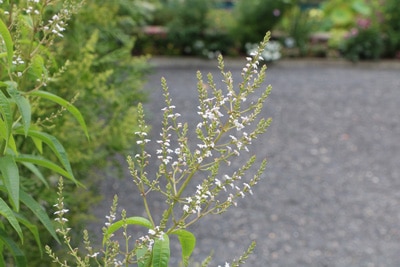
[{"xmin": 90, "ymin": 57, "xmax": 400, "ymax": 266}]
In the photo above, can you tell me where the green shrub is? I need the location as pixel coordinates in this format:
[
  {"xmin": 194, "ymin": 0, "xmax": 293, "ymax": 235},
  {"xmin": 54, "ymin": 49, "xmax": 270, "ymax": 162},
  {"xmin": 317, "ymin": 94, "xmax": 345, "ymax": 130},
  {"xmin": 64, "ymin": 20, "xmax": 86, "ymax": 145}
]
[
  {"xmin": 340, "ymin": 19, "xmax": 383, "ymax": 61},
  {"xmin": 0, "ymin": 0, "xmax": 152, "ymax": 265},
  {"xmin": 231, "ymin": 0, "xmax": 293, "ymax": 47},
  {"xmin": 166, "ymin": 0, "xmax": 213, "ymax": 55},
  {"xmin": 0, "ymin": 0, "xmax": 87, "ymax": 265},
  {"xmin": 383, "ymin": 0, "xmax": 400, "ymax": 57}
]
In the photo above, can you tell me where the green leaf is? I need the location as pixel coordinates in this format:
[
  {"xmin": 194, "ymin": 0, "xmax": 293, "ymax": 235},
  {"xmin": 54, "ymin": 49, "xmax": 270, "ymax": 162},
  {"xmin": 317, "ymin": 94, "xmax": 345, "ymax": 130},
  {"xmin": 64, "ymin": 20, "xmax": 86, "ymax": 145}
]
[
  {"xmin": 13, "ymin": 213, "xmax": 42, "ymax": 256},
  {"xmin": 171, "ymin": 229, "xmax": 196, "ymax": 266},
  {"xmin": 15, "ymin": 154, "xmax": 78, "ymax": 184},
  {"xmin": 152, "ymin": 234, "xmax": 170, "ymax": 267},
  {"xmin": 20, "ymin": 190, "xmax": 60, "ymax": 244},
  {"xmin": 0, "ymin": 18, "xmax": 14, "ymax": 69},
  {"xmin": 7, "ymin": 85, "xmax": 31, "ymax": 136},
  {"xmin": 19, "ymin": 162, "xmax": 48, "ymax": 187},
  {"xmin": 103, "ymin": 216, "xmax": 152, "ymax": 246},
  {"xmin": 0, "ymin": 90, "xmax": 12, "ymax": 147},
  {"xmin": 137, "ymin": 246, "xmax": 152, "ymax": 267},
  {"xmin": 0, "ymin": 198, "xmax": 23, "ymax": 242},
  {"xmin": 30, "ymin": 135, "xmax": 43, "ymax": 154},
  {"xmin": 15, "ymin": 128, "xmax": 74, "ymax": 178},
  {"xmin": 0, "ymin": 155, "xmax": 19, "ymax": 211},
  {"xmin": 0, "ymin": 228, "xmax": 26, "ymax": 267},
  {"xmin": 29, "ymin": 90, "xmax": 89, "ymax": 139}
]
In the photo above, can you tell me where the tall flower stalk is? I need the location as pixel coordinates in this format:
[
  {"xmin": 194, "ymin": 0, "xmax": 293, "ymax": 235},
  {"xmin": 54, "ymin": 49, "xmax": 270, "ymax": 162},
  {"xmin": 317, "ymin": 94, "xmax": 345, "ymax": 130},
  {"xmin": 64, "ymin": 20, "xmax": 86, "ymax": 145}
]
[{"xmin": 48, "ymin": 32, "xmax": 273, "ymax": 267}]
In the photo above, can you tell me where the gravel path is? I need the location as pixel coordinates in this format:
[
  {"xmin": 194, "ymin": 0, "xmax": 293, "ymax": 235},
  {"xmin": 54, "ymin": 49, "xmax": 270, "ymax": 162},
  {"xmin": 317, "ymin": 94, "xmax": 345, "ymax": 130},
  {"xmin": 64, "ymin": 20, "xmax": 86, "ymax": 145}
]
[{"xmin": 90, "ymin": 57, "xmax": 400, "ymax": 267}]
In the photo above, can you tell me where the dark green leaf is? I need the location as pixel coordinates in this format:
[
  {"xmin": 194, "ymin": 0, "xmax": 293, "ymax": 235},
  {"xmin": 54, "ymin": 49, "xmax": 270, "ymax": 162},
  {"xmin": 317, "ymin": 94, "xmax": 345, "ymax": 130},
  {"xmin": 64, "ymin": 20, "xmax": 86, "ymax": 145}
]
[
  {"xmin": 0, "ymin": 198, "xmax": 23, "ymax": 242},
  {"xmin": 20, "ymin": 190, "xmax": 60, "ymax": 244},
  {"xmin": 0, "ymin": 155, "xmax": 19, "ymax": 211},
  {"xmin": 7, "ymin": 85, "xmax": 31, "ymax": 136},
  {"xmin": 13, "ymin": 213, "xmax": 43, "ymax": 256},
  {"xmin": 0, "ymin": 228, "xmax": 26, "ymax": 267}
]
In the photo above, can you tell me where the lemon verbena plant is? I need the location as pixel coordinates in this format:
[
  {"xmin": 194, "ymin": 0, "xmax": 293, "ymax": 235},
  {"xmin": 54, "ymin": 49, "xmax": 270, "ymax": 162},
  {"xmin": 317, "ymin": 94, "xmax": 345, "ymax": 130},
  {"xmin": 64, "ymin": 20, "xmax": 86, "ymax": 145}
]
[
  {"xmin": 47, "ymin": 32, "xmax": 273, "ymax": 267},
  {"xmin": 0, "ymin": 1, "xmax": 87, "ymax": 265}
]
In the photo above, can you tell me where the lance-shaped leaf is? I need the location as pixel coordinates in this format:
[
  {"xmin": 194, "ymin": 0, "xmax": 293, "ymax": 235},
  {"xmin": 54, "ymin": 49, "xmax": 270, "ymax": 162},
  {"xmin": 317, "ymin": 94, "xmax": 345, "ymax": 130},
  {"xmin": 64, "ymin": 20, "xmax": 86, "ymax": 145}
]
[
  {"xmin": 0, "ymin": 198, "xmax": 22, "ymax": 242},
  {"xmin": 14, "ymin": 128, "xmax": 74, "ymax": 178},
  {"xmin": 20, "ymin": 190, "xmax": 60, "ymax": 244},
  {"xmin": 0, "ymin": 228, "xmax": 26, "ymax": 267},
  {"xmin": 12, "ymin": 213, "xmax": 42, "ymax": 256},
  {"xmin": 6, "ymin": 84, "xmax": 31, "ymax": 136},
  {"xmin": 152, "ymin": 234, "xmax": 170, "ymax": 267},
  {"xmin": 19, "ymin": 162, "xmax": 48, "ymax": 187},
  {"xmin": 103, "ymin": 216, "xmax": 153, "ymax": 246},
  {"xmin": 0, "ymin": 18, "xmax": 13, "ymax": 69},
  {"xmin": 0, "ymin": 155, "xmax": 19, "ymax": 211},
  {"xmin": 29, "ymin": 90, "xmax": 89, "ymax": 139},
  {"xmin": 171, "ymin": 229, "xmax": 196, "ymax": 266},
  {"xmin": 15, "ymin": 154, "xmax": 78, "ymax": 184},
  {"xmin": 0, "ymin": 90, "xmax": 12, "ymax": 148}
]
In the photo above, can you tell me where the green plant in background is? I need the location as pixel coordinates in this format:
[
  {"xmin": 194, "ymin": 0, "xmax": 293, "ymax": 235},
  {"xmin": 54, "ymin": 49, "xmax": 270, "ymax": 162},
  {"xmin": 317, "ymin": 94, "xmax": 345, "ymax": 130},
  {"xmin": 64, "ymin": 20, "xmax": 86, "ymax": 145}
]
[
  {"xmin": 340, "ymin": 17, "xmax": 383, "ymax": 61},
  {"xmin": 46, "ymin": 32, "xmax": 273, "ymax": 267},
  {"xmin": 232, "ymin": 0, "xmax": 293, "ymax": 48},
  {"xmin": 18, "ymin": 0, "xmax": 152, "ymax": 265},
  {"xmin": 279, "ymin": 5, "xmax": 321, "ymax": 56},
  {"xmin": 383, "ymin": 0, "xmax": 400, "ymax": 58},
  {"xmin": 320, "ymin": 0, "xmax": 376, "ymax": 48},
  {"xmin": 166, "ymin": 0, "xmax": 213, "ymax": 55},
  {"xmin": 0, "ymin": 0, "xmax": 88, "ymax": 265}
]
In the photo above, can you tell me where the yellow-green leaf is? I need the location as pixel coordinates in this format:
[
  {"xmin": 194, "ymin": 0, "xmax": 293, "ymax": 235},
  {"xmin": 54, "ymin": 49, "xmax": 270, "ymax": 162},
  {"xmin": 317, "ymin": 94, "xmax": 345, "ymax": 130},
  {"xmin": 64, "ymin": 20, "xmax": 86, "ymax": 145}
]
[
  {"xmin": 152, "ymin": 234, "xmax": 170, "ymax": 267},
  {"xmin": 171, "ymin": 229, "xmax": 196, "ymax": 266},
  {"xmin": 103, "ymin": 216, "xmax": 152, "ymax": 246},
  {"xmin": 0, "ymin": 18, "xmax": 13, "ymax": 69}
]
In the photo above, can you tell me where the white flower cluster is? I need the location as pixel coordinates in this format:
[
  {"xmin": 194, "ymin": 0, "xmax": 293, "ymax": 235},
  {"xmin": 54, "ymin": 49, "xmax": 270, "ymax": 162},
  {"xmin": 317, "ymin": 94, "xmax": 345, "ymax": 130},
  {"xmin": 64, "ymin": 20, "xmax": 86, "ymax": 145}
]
[
  {"xmin": 44, "ymin": 13, "xmax": 67, "ymax": 38},
  {"xmin": 138, "ymin": 226, "xmax": 165, "ymax": 251}
]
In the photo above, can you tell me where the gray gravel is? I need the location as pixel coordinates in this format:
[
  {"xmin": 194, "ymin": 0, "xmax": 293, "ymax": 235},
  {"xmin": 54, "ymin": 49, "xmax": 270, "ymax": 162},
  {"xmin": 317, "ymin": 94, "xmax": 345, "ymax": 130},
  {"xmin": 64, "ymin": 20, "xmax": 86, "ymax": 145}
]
[{"xmin": 90, "ymin": 57, "xmax": 400, "ymax": 267}]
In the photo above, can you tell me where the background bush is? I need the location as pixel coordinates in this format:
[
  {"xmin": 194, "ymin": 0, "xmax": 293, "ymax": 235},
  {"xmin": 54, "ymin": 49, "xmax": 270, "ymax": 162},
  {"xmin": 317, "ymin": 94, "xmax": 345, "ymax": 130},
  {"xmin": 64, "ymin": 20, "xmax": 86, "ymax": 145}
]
[
  {"xmin": 11, "ymin": 0, "xmax": 152, "ymax": 265},
  {"xmin": 231, "ymin": 0, "xmax": 293, "ymax": 48}
]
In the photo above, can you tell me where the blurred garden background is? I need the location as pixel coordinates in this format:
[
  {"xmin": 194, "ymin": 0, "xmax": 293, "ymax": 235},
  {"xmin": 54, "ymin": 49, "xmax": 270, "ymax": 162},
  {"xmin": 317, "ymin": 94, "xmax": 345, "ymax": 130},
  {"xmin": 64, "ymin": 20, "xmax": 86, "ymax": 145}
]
[
  {"xmin": 134, "ymin": 0, "xmax": 400, "ymax": 61},
  {"xmin": 1, "ymin": 0, "xmax": 399, "ymax": 265}
]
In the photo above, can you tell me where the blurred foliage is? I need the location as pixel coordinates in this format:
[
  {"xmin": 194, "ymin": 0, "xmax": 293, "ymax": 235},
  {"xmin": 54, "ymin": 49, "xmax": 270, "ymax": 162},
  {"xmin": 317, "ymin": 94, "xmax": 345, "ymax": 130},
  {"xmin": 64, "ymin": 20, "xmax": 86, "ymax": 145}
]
[
  {"xmin": 383, "ymin": 0, "xmax": 400, "ymax": 57},
  {"xmin": 165, "ymin": 0, "xmax": 213, "ymax": 55},
  {"xmin": 340, "ymin": 24, "xmax": 384, "ymax": 61},
  {"xmin": 16, "ymin": 0, "xmax": 153, "ymax": 265},
  {"xmin": 231, "ymin": 0, "xmax": 293, "ymax": 48}
]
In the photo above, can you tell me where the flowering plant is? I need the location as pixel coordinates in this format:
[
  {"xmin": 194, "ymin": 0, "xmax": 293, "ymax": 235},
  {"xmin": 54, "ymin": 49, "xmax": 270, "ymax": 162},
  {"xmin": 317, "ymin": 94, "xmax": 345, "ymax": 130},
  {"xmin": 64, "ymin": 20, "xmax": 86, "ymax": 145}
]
[
  {"xmin": 0, "ymin": 0, "xmax": 87, "ymax": 264},
  {"xmin": 46, "ymin": 32, "xmax": 273, "ymax": 267}
]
